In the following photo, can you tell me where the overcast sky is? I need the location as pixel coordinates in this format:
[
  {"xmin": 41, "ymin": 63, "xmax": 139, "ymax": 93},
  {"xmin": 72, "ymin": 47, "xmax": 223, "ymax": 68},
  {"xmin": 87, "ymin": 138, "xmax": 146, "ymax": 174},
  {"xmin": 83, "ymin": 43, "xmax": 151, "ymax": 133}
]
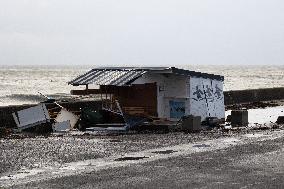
[{"xmin": 0, "ymin": 0, "xmax": 283, "ymax": 66}]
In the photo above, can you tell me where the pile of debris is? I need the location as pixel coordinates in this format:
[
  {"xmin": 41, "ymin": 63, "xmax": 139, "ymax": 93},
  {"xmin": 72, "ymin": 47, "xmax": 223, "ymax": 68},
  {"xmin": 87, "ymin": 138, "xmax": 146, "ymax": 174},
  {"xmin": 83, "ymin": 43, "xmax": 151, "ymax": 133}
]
[
  {"xmin": 9, "ymin": 94, "xmax": 284, "ymax": 136},
  {"xmin": 12, "ymin": 103, "xmax": 79, "ymax": 133},
  {"xmin": 9, "ymin": 100, "xmax": 215, "ymax": 135}
]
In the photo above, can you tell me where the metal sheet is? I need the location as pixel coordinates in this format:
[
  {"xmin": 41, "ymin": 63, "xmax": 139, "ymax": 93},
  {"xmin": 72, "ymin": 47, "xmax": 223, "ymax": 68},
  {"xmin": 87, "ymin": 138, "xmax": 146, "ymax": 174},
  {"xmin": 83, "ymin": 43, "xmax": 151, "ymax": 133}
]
[
  {"xmin": 14, "ymin": 104, "xmax": 50, "ymax": 129},
  {"xmin": 69, "ymin": 69, "xmax": 147, "ymax": 86}
]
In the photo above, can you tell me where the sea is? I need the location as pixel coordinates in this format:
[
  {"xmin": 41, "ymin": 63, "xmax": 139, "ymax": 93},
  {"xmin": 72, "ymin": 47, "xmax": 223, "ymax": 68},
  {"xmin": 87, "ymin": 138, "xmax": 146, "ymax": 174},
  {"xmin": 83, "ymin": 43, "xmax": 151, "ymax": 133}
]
[{"xmin": 0, "ymin": 65, "xmax": 283, "ymax": 106}]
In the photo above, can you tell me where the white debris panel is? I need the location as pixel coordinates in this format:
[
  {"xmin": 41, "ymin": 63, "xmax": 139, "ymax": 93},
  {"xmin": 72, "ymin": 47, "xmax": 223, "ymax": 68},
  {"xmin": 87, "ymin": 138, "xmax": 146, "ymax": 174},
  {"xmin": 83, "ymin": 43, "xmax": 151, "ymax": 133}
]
[
  {"xmin": 55, "ymin": 109, "xmax": 79, "ymax": 129},
  {"xmin": 12, "ymin": 104, "xmax": 51, "ymax": 130}
]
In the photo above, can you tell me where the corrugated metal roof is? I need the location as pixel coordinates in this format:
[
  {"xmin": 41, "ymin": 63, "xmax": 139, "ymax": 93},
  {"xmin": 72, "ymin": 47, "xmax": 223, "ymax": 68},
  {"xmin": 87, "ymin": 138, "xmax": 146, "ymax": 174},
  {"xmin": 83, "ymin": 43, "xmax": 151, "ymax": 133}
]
[
  {"xmin": 95, "ymin": 67, "xmax": 169, "ymax": 70},
  {"xmin": 68, "ymin": 69, "xmax": 148, "ymax": 86},
  {"xmin": 170, "ymin": 67, "xmax": 224, "ymax": 81},
  {"xmin": 68, "ymin": 67, "xmax": 224, "ymax": 86}
]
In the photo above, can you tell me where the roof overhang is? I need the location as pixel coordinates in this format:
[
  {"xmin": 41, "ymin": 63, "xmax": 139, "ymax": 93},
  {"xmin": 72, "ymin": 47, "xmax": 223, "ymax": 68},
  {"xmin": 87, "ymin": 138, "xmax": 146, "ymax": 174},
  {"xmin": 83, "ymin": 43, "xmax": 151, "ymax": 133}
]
[{"xmin": 68, "ymin": 67, "xmax": 224, "ymax": 86}]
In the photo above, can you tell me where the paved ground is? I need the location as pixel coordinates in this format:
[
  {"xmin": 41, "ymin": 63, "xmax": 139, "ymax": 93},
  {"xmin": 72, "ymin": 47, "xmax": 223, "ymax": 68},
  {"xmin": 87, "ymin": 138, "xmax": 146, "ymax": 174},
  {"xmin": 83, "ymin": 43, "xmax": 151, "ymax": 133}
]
[
  {"xmin": 17, "ymin": 136, "xmax": 284, "ymax": 189},
  {"xmin": 0, "ymin": 130, "xmax": 240, "ymax": 175},
  {"xmin": 1, "ymin": 128, "xmax": 283, "ymax": 189}
]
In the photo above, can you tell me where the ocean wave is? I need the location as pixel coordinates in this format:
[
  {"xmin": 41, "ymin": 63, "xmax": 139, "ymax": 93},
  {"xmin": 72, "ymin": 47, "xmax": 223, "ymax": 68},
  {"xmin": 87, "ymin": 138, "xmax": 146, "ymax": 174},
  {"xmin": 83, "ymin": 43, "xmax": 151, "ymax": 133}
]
[
  {"xmin": 2, "ymin": 94, "xmax": 46, "ymax": 102},
  {"xmin": 2, "ymin": 93, "xmax": 73, "ymax": 100},
  {"xmin": 0, "ymin": 93, "xmax": 76, "ymax": 106}
]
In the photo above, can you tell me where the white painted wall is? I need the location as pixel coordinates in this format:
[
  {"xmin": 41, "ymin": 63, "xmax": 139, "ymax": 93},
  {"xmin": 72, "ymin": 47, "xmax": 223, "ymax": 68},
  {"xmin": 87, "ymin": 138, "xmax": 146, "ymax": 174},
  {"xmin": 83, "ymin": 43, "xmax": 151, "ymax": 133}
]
[
  {"xmin": 189, "ymin": 77, "xmax": 225, "ymax": 121},
  {"xmin": 162, "ymin": 75, "xmax": 188, "ymax": 119},
  {"xmin": 134, "ymin": 73, "xmax": 188, "ymax": 119},
  {"xmin": 133, "ymin": 72, "xmax": 225, "ymax": 121}
]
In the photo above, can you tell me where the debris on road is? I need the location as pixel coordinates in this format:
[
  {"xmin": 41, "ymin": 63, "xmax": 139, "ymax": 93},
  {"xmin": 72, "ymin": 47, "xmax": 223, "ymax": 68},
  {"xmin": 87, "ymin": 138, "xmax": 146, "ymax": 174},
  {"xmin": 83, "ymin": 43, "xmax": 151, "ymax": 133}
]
[{"xmin": 11, "ymin": 96, "xmax": 79, "ymax": 134}]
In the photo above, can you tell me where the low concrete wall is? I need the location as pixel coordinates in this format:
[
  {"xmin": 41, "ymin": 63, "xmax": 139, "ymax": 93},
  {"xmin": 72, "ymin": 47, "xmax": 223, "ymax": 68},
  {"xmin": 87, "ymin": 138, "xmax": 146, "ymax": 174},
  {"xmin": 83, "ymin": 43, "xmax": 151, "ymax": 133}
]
[
  {"xmin": 224, "ymin": 87, "xmax": 284, "ymax": 105},
  {"xmin": 0, "ymin": 100, "xmax": 101, "ymax": 128}
]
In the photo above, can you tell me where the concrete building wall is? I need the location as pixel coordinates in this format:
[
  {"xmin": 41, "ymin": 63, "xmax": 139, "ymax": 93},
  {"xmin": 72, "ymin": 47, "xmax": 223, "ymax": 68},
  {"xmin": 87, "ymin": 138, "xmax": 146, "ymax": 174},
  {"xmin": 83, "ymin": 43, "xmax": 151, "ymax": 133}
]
[
  {"xmin": 134, "ymin": 73, "xmax": 189, "ymax": 120},
  {"xmin": 134, "ymin": 72, "xmax": 225, "ymax": 121},
  {"xmin": 189, "ymin": 77, "xmax": 225, "ymax": 121},
  {"xmin": 162, "ymin": 75, "xmax": 188, "ymax": 119}
]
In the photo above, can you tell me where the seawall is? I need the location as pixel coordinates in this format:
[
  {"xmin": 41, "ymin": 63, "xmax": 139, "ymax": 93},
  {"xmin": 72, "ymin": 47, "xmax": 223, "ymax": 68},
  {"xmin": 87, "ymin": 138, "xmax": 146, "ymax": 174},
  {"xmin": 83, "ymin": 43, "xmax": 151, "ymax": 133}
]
[{"xmin": 224, "ymin": 87, "xmax": 284, "ymax": 105}]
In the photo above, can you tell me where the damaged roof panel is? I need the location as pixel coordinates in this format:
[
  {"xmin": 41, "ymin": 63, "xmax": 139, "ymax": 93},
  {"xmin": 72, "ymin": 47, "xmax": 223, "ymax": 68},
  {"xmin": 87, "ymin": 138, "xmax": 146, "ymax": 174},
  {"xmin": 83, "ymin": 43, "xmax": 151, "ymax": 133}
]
[{"xmin": 68, "ymin": 67, "xmax": 224, "ymax": 86}]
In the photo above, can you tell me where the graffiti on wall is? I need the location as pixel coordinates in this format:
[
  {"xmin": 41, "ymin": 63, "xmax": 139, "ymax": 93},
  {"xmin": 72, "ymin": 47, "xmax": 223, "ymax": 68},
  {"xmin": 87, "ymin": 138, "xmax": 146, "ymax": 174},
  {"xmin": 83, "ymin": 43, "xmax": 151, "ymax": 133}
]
[
  {"xmin": 190, "ymin": 77, "xmax": 225, "ymax": 120},
  {"xmin": 192, "ymin": 86, "xmax": 204, "ymax": 100},
  {"xmin": 192, "ymin": 84, "xmax": 223, "ymax": 102},
  {"xmin": 214, "ymin": 84, "xmax": 222, "ymax": 99}
]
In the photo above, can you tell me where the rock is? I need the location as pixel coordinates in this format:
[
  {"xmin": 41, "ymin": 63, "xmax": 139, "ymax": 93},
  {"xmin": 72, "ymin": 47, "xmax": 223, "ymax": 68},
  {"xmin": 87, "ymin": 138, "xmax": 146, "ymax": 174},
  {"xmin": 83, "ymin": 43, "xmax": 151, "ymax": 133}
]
[
  {"xmin": 276, "ymin": 116, "xmax": 284, "ymax": 124},
  {"xmin": 226, "ymin": 115, "xmax": 232, "ymax": 122}
]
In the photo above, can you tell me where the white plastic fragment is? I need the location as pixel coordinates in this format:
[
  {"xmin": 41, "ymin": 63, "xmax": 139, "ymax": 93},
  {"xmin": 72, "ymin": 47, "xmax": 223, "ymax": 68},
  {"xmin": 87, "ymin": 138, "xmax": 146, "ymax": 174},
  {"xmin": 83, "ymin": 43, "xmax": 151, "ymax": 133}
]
[{"xmin": 55, "ymin": 109, "xmax": 79, "ymax": 129}]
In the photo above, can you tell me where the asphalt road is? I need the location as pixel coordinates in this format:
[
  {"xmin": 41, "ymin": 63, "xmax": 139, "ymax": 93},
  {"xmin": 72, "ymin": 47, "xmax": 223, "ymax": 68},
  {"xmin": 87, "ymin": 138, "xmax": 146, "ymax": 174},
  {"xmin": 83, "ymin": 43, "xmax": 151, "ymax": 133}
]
[
  {"xmin": 11, "ymin": 133, "xmax": 284, "ymax": 189},
  {"xmin": 0, "ymin": 131, "xmax": 235, "ymax": 175}
]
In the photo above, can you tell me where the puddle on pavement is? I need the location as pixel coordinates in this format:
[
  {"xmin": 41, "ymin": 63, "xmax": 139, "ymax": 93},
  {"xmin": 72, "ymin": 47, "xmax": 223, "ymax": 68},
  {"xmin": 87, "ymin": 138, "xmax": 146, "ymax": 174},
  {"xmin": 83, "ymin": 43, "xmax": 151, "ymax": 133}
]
[
  {"xmin": 193, "ymin": 144, "xmax": 211, "ymax": 147},
  {"xmin": 152, "ymin": 150, "xmax": 178, "ymax": 154},
  {"xmin": 109, "ymin": 139, "xmax": 123, "ymax": 142},
  {"xmin": 114, "ymin": 156, "xmax": 148, "ymax": 161}
]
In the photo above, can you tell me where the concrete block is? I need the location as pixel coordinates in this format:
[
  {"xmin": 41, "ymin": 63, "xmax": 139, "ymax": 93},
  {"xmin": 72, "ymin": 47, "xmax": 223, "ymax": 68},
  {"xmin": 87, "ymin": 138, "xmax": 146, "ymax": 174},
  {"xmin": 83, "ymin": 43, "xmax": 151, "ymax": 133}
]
[
  {"xmin": 231, "ymin": 110, "xmax": 248, "ymax": 126},
  {"xmin": 181, "ymin": 115, "xmax": 201, "ymax": 132}
]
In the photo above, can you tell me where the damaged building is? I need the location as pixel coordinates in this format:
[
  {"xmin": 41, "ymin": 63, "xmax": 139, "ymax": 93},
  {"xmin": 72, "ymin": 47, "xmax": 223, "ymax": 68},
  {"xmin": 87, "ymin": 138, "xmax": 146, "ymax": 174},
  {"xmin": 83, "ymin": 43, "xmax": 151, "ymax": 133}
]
[{"xmin": 69, "ymin": 67, "xmax": 225, "ymax": 122}]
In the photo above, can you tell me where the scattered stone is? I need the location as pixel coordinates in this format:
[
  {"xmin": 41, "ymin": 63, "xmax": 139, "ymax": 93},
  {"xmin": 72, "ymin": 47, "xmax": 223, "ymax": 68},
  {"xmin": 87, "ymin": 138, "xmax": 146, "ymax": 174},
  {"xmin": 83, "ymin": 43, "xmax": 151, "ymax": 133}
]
[{"xmin": 272, "ymin": 124, "xmax": 279, "ymax": 129}]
